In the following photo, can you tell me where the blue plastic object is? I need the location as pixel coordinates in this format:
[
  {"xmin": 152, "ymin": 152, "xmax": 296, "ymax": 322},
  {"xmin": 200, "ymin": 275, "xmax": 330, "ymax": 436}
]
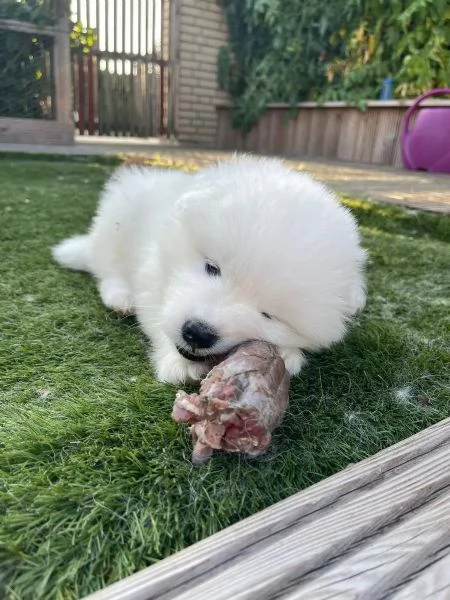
[{"xmin": 380, "ymin": 78, "xmax": 393, "ymax": 100}]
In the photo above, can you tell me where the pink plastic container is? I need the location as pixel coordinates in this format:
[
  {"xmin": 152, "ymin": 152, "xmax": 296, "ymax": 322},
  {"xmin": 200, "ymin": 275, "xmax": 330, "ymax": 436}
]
[{"xmin": 401, "ymin": 88, "xmax": 450, "ymax": 173}]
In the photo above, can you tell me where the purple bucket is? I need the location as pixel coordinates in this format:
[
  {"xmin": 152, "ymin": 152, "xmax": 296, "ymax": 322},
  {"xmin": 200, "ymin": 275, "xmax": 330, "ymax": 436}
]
[{"xmin": 401, "ymin": 88, "xmax": 450, "ymax": 173}]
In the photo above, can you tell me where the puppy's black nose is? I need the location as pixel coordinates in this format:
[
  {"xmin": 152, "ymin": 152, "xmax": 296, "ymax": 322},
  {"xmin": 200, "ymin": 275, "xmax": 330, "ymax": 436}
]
[{"xmin": 182, "ymin": 320, "xmax": 219, "ymax": 349}]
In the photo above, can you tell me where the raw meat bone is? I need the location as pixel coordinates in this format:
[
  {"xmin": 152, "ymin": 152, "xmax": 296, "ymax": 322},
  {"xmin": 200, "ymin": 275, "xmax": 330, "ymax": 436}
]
[{"xmin": 172, "ymin": 341, "xmax": 290, "ymax": 464}]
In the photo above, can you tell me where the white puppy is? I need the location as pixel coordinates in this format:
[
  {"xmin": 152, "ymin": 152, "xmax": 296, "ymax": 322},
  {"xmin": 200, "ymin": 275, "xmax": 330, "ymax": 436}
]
[{"xmin": 52, "ymin": 155, "xmax": 366, "ymax": 384}]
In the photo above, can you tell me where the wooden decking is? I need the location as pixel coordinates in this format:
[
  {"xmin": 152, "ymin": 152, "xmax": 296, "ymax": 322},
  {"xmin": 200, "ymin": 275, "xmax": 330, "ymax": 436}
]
[{"xmin": 85, "ymin": 417, "xmax": 450, "ymax": 600}]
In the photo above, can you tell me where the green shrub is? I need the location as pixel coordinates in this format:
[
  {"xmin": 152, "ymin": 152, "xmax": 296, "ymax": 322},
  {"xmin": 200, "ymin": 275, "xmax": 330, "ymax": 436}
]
[
  {"xmin": 0, "ymin": 1, "xmax": 55, "ymax": 119},
  {"xmin": 218, "ymin": 0, "xmax": 450, "ymax": 131}
]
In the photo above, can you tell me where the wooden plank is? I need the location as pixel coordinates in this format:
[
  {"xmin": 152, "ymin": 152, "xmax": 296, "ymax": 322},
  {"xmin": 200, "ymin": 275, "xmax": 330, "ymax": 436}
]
[
  {"xmin": 140, "ymin": 62, "xmax": 148, "ymax": 137},
  {"xmin": 354, "ymin": 109, "xmax": 370, "ymax": 162},
  {"xmin": 267, "ymin": 109, "xmax": 282, "ymax": 154},
  {"xmin": 168, "ymin": 0, "xmax": 179, "ymax": 138},
  {"xmin": 117, "ymin": 65, "xmax": 125, "ymax": 136},
  {"xmin": 256, "ymin": 111, "xmax": 271, "ymax": 153},
  {"xmin": 385, "ymin": 109, "xmax": 403, "ymax": 165},
  {"xmin": 112, "ymin": 70, "xmax": 119, "ymax": 136},
  {"xmin": 336, "ymin": 108, "xmax": 360, "ymax": 161},
  {"xmin": 161, "ymin": 445, "xmax": 449, "ymax": 600},
  {"xmin": 322, "ymin": 109, "xmax": 342, "ymax": 159},
  {"xmin": 290, "ymin": 108, "xmax": 311, "ymax": 155},
  {"xmin": 123, "ymin": 63, "xmax": 129, "ymax": 136},
  {"xmin": 160, "ymin": 0, "xmax": 166, "ymax": 134},
  {"xmin": 283, "ymin": 488, "xmax": 450, "ymax": 599},
  {"xmin": 92, "ymin": 55, "xmax": 99, "ymax": 134},
  {"xmin": 103, "ymin": 65, "xmax": 113, "ymax": 135},
  {"xmin": 244, "ymin": 122, "xmax": 259, "ymax": 153},
  {"xmin": 390, "ymin": 553, "xmax": 450, "ymax": 599},
  {"xmin": 148, "ymin": 63, "xmax": 156, "ymax": 137},
  {"xmin": 234, "ymin": 130, "xmax": 245, "ymax": 151},
  {"xmin": 97, "ymin": 63, "xmax": 105, "ymax": 135},
  {"xmin": 228, "ymin": 118, "xmax": 240, "ymax": 149},
  {"xmin": 392, "ymin": 112, "xmax": 407, "ymax": 168},
  {"xmin": 284, "ymin": 110, "xmax": 298, "ymax": 155},
  {"xmin": 136, "ymin": 61, "xmax": 144, "ymax": 137},
  {"xmin": 354, "ymin": 109, "xmax": 380, "ymax": 164},
  {"xmin": 274, "ymin": 111, "xmax": 290, "ymax": 154},
  {"xmin": 86, "ymin": 55, "xmax": 95, "ymax": 134},
  {"xmin": 71, "ymin": 55, "xmax": 79, "ymax": 132},
  {"xmin": 222, "ymin": 108, "xmax": 237, "ymax": 150},
  {"xmin": 372, "ymin": 108, "xmax": 403, "ymax": 165},
  {"xmin": 119, "ymin": 67, "xmax": 126, "ymax": 136},
  {"xmin": 83, "ymin": 418, "xmax": 450, "ymax": 600},
  {"xmin": 77, "ymin": 55, "xmax": 86, "ymax": 133},
  {"xmin": 139, "ymin": 61, "xmax": 146, "ymax": 136},
  {"xmin": 156, "ymin": 63, "xmax": 162, "ymax": 137},
  {"xmin": 306, "ymin": 108, "xmax": 325, "ymax": 156}
]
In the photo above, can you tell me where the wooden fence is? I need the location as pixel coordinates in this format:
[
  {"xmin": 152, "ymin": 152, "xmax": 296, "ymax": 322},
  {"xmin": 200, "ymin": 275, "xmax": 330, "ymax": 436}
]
[
  {"xmin": 71, "ymin": 0, "xmax": 168, "ymax": 137},
  {"xmin": 0, "ymin": 1, "xmax": 73, "ymax": 145},
  {"xmin": 73, "ymin": 55, "xmax": 164, "ymax": 137},
  {"xmin": 217, "ymin": 100, "xmax": 450, "ymax": 167}
]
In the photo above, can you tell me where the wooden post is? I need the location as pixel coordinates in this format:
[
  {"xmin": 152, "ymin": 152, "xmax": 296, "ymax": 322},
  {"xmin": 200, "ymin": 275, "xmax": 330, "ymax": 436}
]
[{"xmin": 52, "ymin": 0, "xmax": 74, "ymax": 139}]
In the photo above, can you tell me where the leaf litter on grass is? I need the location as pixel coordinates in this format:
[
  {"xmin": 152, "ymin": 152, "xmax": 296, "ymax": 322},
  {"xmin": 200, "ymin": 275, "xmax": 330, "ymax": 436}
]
[{"xmin": 0, "ymin": 156, "xmax": 449, "ymax": 600}]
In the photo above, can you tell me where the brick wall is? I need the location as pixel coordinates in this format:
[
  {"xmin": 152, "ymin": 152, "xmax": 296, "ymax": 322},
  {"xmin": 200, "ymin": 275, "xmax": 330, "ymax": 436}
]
[{"xmin": 173, "ymin": 0, "xmax": 229, "ymax": 145}]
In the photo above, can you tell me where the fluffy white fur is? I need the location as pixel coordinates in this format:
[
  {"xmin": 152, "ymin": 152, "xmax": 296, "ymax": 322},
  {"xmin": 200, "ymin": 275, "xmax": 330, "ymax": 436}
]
[{"xmin": 52, "ymin": 155, "xmax": 367, "ymax": 384}]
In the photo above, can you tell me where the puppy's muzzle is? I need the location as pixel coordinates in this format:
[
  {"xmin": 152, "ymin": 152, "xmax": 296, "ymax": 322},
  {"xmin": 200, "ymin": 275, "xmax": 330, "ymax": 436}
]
[{"xmin": 182, "ymin": 320, "xmax": 219, "ymax": 350}]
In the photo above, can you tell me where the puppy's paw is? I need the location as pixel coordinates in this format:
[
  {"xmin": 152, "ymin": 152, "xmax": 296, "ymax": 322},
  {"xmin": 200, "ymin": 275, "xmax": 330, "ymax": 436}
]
[
  {"xmin": 99, "ymin": 279, "xmax": 133, "ymax": 314},
  {"xmin": 277, "ymin": 346, "xmax": 306, "ymax": 376},
  {"xmin": 185, "ymin": 360, "xmax": 210, "ymax": 383},
  {"xmin": 154, "ymin": 351, "xmax": 209, "ymax": 385}
]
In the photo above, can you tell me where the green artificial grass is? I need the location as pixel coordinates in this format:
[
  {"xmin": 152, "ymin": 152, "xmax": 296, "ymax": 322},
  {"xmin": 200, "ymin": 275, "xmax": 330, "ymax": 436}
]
[{"xmin": 1, "ymin": 155, "xmax": 449, "ymax": 599}]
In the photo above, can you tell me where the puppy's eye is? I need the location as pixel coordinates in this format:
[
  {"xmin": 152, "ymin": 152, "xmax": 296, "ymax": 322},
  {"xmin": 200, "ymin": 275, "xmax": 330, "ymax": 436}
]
[
  {"xmin": 261, "ymin": 312, "xmax": 272, "ymax": 320},
  {"xmin": 205, "ymin": 261, "xmax": 221, "ymax": 277}
]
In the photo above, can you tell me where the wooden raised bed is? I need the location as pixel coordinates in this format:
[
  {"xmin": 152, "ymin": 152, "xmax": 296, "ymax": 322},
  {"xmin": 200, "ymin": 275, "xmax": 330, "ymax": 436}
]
[
  {"xmin": 85, "ymin": 417, "xmax": 450, "ymax": 600},
  {"xmin": 0, "ymin": 1, "xmax": 74, "ymax": 146},
  {"xmin": 217, "ymin": 100, "xmax": 450, "ymax": 168}
]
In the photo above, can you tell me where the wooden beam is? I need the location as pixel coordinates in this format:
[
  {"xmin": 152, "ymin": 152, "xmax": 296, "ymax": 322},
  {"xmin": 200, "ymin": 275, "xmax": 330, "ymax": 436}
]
[
  {"xmin": 0, "ymin": 117, "xmax": 74, "ymax": 145},
  {"xmin": 0, "ymin": 18, "xmax": 57, "ymax": 37},
  {"xmin": 83, "ymin": 417, "xmax": 450, "ymax": 600},
  {"xmin": 71, "ymin": 49, "xmax": 168, "ymax": 65},
  {"xmin": 52, "ymin": 0, "xmax": 74, "ymax": 131}
]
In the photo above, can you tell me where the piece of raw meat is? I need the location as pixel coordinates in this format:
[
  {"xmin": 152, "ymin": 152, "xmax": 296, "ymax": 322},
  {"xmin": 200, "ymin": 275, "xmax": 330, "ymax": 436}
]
[{"xmin": 172, "ymin": 341, "xmax": 290, "ymax": 464}]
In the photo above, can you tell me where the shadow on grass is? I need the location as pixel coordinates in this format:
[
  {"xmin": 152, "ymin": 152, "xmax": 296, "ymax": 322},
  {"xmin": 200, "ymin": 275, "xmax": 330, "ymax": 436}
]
[{"xmin": 343, "ymin": 196, "xmax": 450, "ymax": 244}]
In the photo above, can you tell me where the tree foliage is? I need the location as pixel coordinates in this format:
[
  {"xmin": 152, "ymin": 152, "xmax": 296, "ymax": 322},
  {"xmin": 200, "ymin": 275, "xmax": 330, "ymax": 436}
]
[
  {"xmin": 0, "ymin": 0, "xmax": 54, "ymax": 25},
  {"xmin": 0, "ymin": 1, "xmax": 55, "ymax": 119},
  {"xmin": 218, "ymin": 0, "xmax": 450, "ymax": 132},
  {"xmin": 0, "ymin": 1, "xmax": 96, "ymax": 119}
]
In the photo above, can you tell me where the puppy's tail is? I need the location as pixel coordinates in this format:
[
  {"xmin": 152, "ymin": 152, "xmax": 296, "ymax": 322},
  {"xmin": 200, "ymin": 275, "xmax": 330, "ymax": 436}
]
[{"xmin": 52, "ymin": 234, "xmax": 92, "ymax": 272}]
